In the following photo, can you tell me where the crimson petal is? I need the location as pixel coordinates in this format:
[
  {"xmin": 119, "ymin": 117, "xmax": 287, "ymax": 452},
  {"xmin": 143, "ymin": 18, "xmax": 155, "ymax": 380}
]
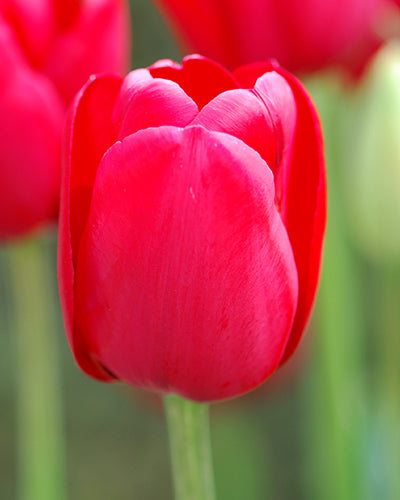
[
  {"xmin": 235, "ymin": 62, "xmax": 326, "ymax": 363},
  {"xmin": 58, "ymin": 74, "xmax": 122, "ymax": 381},
  {"xmin": 74, "ymin": 125, "xmax": 299, "ymax": 401},
  {"xmin": 149, "ymin": 55, "xmax": 240, "ymax": 109}
]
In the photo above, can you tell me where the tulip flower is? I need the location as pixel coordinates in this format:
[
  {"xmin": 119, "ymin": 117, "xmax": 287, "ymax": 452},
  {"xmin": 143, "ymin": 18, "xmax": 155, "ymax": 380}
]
[
  {"xmin": 58, "ymin": 55, "xmax": 326, "ymax": 402},
  {"xmin": 151, "ymin": 0, "xmax": 395, "ymax": 75},
  {"xmin": 0, "ymin": 0, "xmax": 130, "ymax": 239}
]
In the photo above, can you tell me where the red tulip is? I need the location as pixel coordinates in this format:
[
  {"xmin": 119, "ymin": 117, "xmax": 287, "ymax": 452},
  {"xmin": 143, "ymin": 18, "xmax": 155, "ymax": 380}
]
[
  {"xmin": 152, "ymin": 0, "xmax": 392, "ymax": 75},
  {"xmin": 58, "ymin": 55, "xmax": 326, "ymax": 402},
  {"xmin": 0, "ymin": 0, "xmax": 130, "ymax": 239}
]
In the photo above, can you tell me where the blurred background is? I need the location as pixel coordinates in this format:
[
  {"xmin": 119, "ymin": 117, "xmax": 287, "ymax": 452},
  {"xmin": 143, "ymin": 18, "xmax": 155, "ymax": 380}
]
[{"xmin": 1, "ymin": 0, "xmax": 400, "ymax": 499}]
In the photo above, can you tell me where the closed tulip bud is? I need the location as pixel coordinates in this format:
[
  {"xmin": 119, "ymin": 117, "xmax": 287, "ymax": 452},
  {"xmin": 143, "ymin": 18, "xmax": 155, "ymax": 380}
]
[
  {"xmin": 340, "ymin": 42, "xmax": 400, "ymax": 264},
  {"xmin": 58, "ymin": 56, "xmax": 326, "ymax": 402},
  {"xmin": 0, "ymin": 0, "xmax": 130, "ymax": 239}
]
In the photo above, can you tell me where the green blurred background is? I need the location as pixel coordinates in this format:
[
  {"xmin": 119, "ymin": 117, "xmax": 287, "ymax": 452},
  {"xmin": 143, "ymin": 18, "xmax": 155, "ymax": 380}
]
[
  {"xmin": 0, "ymin": 234, "xmax": 313, "ymax": 500},
  {"xmin": 1, "ymin": 1, "xmax": 400, "ymax": 499}
]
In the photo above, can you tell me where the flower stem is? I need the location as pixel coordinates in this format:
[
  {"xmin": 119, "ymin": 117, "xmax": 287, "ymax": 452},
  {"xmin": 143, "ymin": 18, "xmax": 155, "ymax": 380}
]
[
  {"xmin": 373, "ymin": 265, "xmax": 400, "ymax": 499},
  {"xmin": 164, "ymin": 395, "xmax": 216, "ymax": 500},
  {"xmin": 7, "ymin": 235, "xmax": 67, "ymax": 500},
  {"xmin": 303, "ymin": 79, "xmax": 369, "ymax": 500}
]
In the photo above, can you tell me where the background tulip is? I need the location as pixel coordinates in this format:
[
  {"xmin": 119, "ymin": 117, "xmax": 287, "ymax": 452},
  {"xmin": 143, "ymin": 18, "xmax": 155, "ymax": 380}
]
[
  {"xmin": 58, "ymin": 55, "xmax": 326, "ymax": 402},
  {"xmin": 0, "ymin": 0, "xmax": 130, "ymax": 239},
  {"xmin": 151, "ymin": 0, "xmax": 398, "ymax": 76},
  {"xmin": 337, "ymin": 41, "xmax": 400, "ymax": 263}
]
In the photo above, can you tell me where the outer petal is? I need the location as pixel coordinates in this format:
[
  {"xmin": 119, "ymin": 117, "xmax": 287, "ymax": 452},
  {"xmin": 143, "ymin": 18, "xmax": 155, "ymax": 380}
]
[
  {"xmin": 112, "ymin": 68, "xmax": 198, "ymax": 140},
  {"xmin": 44, "ymin": 0, "xmax": 131, "ymax": 103},
  {"xmin": 149, "ymin": 55, "xmax": 240, "ymax": 109},
  {"xmin": 74, "ymin": 125, "xmax": 299, "ymax": 401},
  {"xmin": 0, "ymin": 19, "xmax": 63, "ymax": 238},
  {"xmin": 58, "ymin": 74, "xmax": 122, "ymax": 381},
  {"xmin": 234, "ymin": 62, "xmax": 326, "ymax": 363}
]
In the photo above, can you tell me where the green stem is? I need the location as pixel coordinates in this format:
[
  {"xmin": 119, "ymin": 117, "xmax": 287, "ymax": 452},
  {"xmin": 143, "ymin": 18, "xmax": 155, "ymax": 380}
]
[
  {"xmin": 303, "ymin": 79, "xmax": 369, "ymax": 500},
  {"xmin": 373, "ymin": 266, "xmax": 400, "ymax": 499},
  {"xmin": 7, "ymin": 235, "xmax": 67, "ymax": 500},
  {"xmin": 308, "ymin": 198, "xmax": 367, "ymax": 500},
  {"xmin": 164, "ymin": 395, "xmax": 216, "ymax": 500}
]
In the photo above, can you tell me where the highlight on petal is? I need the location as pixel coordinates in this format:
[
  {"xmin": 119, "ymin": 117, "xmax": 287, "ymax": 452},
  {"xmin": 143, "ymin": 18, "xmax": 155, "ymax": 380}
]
[
  {"xmin": 58, "ymin": 73, "xmax": 122, "ymax": 382},
  {"xmin": 192, "ymin": 89, "xmax": 279, "ymax": 171},
  {"xmin": 149, "ymin": 55, "xmax": 240, "ymax": 109},
  {"xmin": 192, "ymin": 70, "xmax": 297, "ymax": 190},
  {"xmin": 252, "ymin": 71, "xmax": 297, "ymax": 216},
  {"xmin": 113, "ymin": 70, "xmax": 199, "ymax": 139},
  {"xmin": 111, "ymin": 68, "xmax": 154, "ymax": 123},
  {"xmin": 74, "ymin": 125, "xmax": 299, "ymax": 401}
]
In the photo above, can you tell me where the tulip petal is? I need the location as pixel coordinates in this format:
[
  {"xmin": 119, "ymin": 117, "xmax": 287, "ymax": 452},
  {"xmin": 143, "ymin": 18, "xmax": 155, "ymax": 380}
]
[
  {"xmin": 58, "ymin": 74, "xmax": 122, "ymax": 381},
  {"xmin": 192, "ymin": 71, "xmax": 297, "ymax": 208},
  {"xmin": 113, "ymin": 69, "xmax": 199, "ymax": 139},
  {"xmin": 149, "ymin": 55, "xmax": 240, "ymax": 109},
  {"xmin": 233, "ymin": 60, "xmax": 277, "ymax": 89},
  {"xmin": 275, "ymin": 67, "xmax": 326, "ymax": 363},
  {"xmin": 253, "ymin": 71, "xmax": 297, "ymax": 217},
  {"xmin": 191, "ymin": 89, "xmax": 280, "ymax": 172},
  {"xmin": 74, "ymin": 125, "xmax": 299, "ymax": 401},
  {"xmin": 235, "ymin": 62, "xmax": 326, "ymax": 363}
]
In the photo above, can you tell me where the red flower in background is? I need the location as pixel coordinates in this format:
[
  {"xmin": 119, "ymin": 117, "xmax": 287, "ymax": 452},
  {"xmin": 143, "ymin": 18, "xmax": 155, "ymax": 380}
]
[
  {"xmin": 152, "ymin": 0, "xmax": 395, "ymax": 75},
  {"xmin": 0, "ymin": 0, "xmax": 130, "ymax": 239},
  {"xmin": 58, "ymin": 55, "xmax": 326, "ymax": 402}
]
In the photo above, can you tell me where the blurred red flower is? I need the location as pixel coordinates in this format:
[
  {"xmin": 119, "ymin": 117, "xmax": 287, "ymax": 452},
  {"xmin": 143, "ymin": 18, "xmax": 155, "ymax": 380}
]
[
  {"xmin": 0, "ymin": 0, "xmax": 130, "ymax": 239},
  {"xmin": 58, "ymin": 55, "xmax": 326, "ymax": 402},
  {"xmin": 153, "ymin": 0, "xmax": 396, "ymax": 76}
]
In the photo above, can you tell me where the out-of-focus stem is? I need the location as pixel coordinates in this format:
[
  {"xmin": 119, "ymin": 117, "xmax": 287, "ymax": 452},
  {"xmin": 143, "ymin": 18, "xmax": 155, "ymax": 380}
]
[
  {"xmin": 374, "ymin": 266, "xmax": 400, "ymax": 499},
  {"xmin": 8, "ymin": 235, "xmax": 67, "ymax": 500},
  {"xmin": 303, "ymin": 80, "xmax": 369, "ymax": 500}
]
